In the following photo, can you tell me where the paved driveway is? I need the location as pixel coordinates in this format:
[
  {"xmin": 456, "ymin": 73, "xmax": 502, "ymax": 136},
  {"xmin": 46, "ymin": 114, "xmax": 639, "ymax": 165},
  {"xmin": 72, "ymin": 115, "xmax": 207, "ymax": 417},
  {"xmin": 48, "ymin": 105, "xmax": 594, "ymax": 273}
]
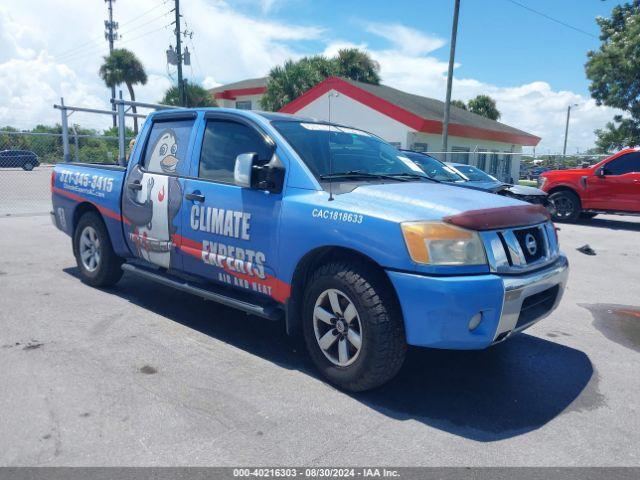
[{"xmin": 0, "ymin": 214, "xmax": 638, "ymax": 466}]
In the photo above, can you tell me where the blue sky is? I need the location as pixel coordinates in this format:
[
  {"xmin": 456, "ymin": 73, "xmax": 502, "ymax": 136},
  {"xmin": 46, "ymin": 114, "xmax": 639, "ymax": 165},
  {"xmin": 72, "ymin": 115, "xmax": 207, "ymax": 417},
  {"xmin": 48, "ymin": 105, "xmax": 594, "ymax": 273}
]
[
  {"xmin": 235, "ymin": 0, "xmax": 614, "ymax": 96},
  {"xmin": 0, "ymin": 0, "xmax": 626, "ymax": 152}
]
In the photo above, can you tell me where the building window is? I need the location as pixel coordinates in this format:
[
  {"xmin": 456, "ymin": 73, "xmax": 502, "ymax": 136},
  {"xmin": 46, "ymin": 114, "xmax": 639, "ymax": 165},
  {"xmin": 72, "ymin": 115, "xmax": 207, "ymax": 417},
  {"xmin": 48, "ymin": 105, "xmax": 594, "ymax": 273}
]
[
  {"xmin": 412, "ymin": 142, "xmax": 429, "ymax": 152},
  {"xmin": 489, "ymin": 152, "xmax": 499, "ymax": 175},
  {"xmin": 501, "ymin": 153, "xmax": 513, "ymax": 182},
  {"xmin": 477, "ymin": 149, "xmax": 488, "ymax": 171},
  {"xmin": 235, "ymin": 100, "xmax": 252, "ymax": 110},
  {"xmin": 451, "ymin": 146, "xmax": 470, "ymax": 164}
]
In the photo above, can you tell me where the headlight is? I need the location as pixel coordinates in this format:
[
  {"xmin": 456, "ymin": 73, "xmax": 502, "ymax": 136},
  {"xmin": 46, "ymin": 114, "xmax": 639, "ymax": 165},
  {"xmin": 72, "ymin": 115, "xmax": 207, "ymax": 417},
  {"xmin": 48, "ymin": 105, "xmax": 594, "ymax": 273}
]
[
  {"xmin": 538, "ymin": 177, "xmax": 547, "ymax": 189},
  {"xmin": 401, "ymin": 221, "xmax": 487, "ymax": 266}
]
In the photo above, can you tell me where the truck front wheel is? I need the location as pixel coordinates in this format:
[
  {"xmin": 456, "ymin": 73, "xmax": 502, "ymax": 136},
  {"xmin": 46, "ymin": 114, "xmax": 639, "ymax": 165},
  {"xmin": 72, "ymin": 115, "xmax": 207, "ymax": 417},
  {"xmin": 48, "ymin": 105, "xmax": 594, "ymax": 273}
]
[
  {"xmin": 549, "ymin": 190, "xmax": 581, "ymax": 222},
  {"xmin": 73, "ymin": 212, "xmax": 123, "ymax": 287},
  {"xmin": 302, "ymin": 262, "xmax": 406, "ymax": 392}
]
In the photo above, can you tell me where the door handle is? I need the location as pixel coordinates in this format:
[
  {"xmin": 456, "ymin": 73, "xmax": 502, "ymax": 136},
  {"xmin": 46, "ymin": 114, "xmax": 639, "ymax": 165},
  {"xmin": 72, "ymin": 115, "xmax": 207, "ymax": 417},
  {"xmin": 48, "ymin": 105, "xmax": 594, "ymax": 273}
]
[
  {"xmin": 127, "ymin": 181, "xmax": 142, "ymax": 191},
  {"xmin": 185, "ymin": 192, "xmax": 205, "ymax": 202}
]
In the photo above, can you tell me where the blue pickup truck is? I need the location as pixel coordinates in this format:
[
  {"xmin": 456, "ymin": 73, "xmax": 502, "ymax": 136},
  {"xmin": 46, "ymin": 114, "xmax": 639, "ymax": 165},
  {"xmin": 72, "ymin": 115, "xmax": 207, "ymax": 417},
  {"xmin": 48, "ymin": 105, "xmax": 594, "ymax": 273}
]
[{"xmin": 51, "ymin": 108, "xmax": 569, "ymax": 391}]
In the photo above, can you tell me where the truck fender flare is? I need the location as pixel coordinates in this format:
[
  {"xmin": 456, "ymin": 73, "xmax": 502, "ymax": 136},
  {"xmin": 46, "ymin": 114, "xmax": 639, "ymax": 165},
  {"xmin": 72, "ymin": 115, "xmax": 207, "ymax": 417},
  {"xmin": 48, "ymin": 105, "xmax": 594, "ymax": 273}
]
[{"xmin": 284, "ymin": 246, "xmax": 396, "ymax": 336}]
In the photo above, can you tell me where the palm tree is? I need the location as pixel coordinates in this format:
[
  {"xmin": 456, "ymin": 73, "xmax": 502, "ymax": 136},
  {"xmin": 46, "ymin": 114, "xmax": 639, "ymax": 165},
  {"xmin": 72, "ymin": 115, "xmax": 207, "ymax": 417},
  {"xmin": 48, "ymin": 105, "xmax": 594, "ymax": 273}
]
[
  {"xmin": 261, "ymin": 49, "xmax": 380, "ymax": 111},
  {"xmin": 261, "ymin": 56, "xmax": 334, "ymax": 111},
  {"xmin": 467, "ymin": 95, "xmax": 501, "ymax": 120},
  {"xmin": 161, "ymin": 82, "xmax": 217, "ymax": 108},
  {"xmin": 333, "ymin": 48, "xmax": 380, "ymax": 84},
  {"xmin": 99, "ymin": 49, "xmax": 148, "ymax": 133}
]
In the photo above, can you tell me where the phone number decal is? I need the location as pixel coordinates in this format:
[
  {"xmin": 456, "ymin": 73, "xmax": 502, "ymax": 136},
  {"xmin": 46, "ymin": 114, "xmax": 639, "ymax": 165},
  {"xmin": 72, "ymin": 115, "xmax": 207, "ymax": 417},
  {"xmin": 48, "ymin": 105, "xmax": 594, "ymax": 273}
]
[
  {"xmin": 58, "ymin": 170, "xmax": 114, "ymax": 193},
  {"xmin": 312, "ymin": 208, "xmax": 363, "ymax": 224}
]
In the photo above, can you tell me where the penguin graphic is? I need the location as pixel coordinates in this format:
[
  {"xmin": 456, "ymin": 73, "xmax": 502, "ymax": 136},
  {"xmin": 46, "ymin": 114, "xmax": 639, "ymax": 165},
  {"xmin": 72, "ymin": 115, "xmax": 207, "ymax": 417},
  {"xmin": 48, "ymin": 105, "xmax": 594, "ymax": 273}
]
[{"xmin": 123, "ymin": 129, "xmax": 183, "ymax": 269}]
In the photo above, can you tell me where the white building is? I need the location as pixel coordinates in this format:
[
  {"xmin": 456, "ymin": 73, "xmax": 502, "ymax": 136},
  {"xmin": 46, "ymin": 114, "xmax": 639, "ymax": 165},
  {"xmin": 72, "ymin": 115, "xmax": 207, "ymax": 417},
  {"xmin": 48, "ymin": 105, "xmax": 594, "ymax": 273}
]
[
  {"xmin": 210, "ymin": 77, "xmax": 268, "ymax": 111},
  {"xmin": 210, "ymin": 76, "xmax": 540, "ymax": 182}
]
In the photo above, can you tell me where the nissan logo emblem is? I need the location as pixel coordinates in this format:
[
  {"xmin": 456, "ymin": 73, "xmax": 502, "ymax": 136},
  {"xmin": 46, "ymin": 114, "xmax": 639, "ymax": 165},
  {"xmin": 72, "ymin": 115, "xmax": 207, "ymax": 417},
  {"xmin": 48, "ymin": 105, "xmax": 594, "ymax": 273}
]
[{"xmin": 525, "ymin": 233, "xmax": 538, "ymax": 256}]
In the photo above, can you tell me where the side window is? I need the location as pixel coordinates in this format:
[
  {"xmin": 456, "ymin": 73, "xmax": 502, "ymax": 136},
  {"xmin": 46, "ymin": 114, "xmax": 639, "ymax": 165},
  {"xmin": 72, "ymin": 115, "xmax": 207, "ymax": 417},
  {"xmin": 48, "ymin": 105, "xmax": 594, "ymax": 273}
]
[
  {"xmin": 199, "ymin": 120, "xmax": 272, "ymax": 183},
  {"xmin": 603, "ymin": 152, "xmax": 640, "ymax": 175},
  {"xmin": 143, "ymin": 119, "xmax": 194, "ymax": 176}
]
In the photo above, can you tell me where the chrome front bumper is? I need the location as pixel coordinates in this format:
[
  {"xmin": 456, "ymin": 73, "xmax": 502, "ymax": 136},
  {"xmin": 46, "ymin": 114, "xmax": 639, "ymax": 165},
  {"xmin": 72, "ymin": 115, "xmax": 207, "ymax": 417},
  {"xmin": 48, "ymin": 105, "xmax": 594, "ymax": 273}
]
[{"xmin": 492, "ymin": 254, "xmax": 569, "ymax": 343}]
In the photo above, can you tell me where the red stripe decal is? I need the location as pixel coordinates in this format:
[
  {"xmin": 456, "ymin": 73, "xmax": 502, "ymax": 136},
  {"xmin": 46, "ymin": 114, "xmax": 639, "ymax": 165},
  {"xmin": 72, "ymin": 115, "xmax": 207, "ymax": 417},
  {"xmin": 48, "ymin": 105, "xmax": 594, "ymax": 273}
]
[
  {"xmin": 52, "ymin": 186, "xmax": 130, "ymax": 225},
  {"xmin": 172, "ymin": 234, "xmax": 291, "ymax": 303},
  {"xmin": 443, "ymin": 204, "xmax": 550, "ymax": 231}
]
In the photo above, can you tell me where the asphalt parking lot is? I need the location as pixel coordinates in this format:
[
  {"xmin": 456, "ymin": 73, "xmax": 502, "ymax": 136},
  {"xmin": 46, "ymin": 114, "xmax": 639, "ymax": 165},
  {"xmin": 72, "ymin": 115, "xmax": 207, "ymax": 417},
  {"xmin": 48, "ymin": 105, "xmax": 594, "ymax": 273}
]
[{"xmin": 0, "ymin": 185, "xmax": 639, "ymax": 466}]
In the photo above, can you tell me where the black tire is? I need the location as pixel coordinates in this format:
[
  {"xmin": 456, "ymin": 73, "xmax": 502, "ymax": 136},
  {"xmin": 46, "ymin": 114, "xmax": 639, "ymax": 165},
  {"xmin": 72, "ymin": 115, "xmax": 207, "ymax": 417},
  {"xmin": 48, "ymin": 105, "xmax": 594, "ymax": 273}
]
[
  {"xmin": 549, "ymin": 190, "xmax": 581, "ymax": 222},
  {"xmin": 580, "ymin": 212, "xmax": 598, "ymax": 219},
  {"xmin": 73, "ymin": 212, "xmax": 123, "ymax": 287},
  {"xmin": 302, "ymin": 261, "xmax": 406, "ymax": 392},
  {"xmin": 22, "ymin": 162, "xmax": 34, "ymax": 171}
]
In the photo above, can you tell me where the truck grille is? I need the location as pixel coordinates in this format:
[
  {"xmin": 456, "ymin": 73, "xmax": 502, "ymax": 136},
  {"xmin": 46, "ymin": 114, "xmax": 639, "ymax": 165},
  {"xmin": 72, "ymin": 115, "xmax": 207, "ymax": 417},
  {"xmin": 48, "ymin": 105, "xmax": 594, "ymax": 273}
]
[{"xmin": 480, "ymin": 221, "xmax": 559, "ymax": 274}]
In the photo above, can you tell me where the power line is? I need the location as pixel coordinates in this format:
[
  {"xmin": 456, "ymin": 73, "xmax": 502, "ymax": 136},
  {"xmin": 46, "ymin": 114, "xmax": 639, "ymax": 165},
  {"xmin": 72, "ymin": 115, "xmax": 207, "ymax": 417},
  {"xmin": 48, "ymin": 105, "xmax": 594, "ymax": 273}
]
[
  {"xmin": 55, "ymin": 10, "xmax": 171, "ymax": 63},
  {"xmin": 505, "ymin": 0, "xmax": 598, "ymax": 39},
  {"xmin": 62, "ymin": 25, "xmax": 170, "ymax": 66},
  {"xmin": 118, "ymin": 0, "xmax": 169, "ymax": 29},
  {"xmin": 50, "ymin": 0, "xmax": 170, "ymax": 60}
]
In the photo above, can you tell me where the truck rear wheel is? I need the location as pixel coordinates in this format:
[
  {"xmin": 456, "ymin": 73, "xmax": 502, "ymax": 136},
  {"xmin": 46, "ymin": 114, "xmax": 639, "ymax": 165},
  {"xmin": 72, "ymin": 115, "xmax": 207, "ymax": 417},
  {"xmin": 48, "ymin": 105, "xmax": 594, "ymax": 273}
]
[
  {"xmin": 302, "ymin": 261, "xmax": 406, "ymax": 392},
  {"xmin": 549, "ymin": 190, "xmax": 581, "ymax": 222},
  {"xmin": 73, "ymin": 212, "xmax": 123, "ymax": 287}
]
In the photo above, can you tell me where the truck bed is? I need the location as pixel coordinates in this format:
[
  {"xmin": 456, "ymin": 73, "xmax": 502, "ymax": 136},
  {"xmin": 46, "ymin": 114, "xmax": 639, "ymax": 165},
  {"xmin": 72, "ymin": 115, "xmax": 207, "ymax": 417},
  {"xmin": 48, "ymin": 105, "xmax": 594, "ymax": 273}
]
[{"xmin": 51, "ymin": 162, "xmax": 129, "ymax": 257}]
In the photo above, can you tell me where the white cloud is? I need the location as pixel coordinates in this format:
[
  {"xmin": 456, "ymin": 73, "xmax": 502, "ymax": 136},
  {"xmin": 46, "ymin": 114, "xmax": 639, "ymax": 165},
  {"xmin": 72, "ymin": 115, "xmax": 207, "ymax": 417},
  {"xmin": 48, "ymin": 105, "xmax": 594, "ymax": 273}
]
[
  {"xmin": 324, "ymin": 28, "xmax": 618, "ymax": 153},
  {"xmin": 0, "ymin": 0, "xmax": 322, "ymax": 132},
  {"xmin": 364, "ymin": 23, "xmax": 446, "ymax": 56},
  {"xmin": 0, "ymin": 2, "xmax": 619, "ymax": 151}
]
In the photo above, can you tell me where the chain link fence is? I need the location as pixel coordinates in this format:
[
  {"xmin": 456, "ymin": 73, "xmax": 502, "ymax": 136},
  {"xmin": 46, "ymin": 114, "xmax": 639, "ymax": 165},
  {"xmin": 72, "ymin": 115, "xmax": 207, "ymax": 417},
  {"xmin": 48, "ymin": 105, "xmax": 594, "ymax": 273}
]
[
  {"xmin": 0, "ymin": 130, "xmax": 131, "ymax": 216},
  {"xmin": 0, "ymin": 95, "xmax": 613, "ymax": 216}
]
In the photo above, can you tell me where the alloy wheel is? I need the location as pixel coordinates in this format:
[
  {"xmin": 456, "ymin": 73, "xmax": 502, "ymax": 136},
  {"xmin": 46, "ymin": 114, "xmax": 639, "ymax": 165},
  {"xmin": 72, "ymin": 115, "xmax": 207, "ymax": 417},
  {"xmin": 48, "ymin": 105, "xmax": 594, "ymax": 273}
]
[
  {"xmin": 313, "ymin": 288, "xmax": 363, "ymax": 367},
  {"xmin": 80, "ymin": 226, "xmax": 101, "ymax": 272}
]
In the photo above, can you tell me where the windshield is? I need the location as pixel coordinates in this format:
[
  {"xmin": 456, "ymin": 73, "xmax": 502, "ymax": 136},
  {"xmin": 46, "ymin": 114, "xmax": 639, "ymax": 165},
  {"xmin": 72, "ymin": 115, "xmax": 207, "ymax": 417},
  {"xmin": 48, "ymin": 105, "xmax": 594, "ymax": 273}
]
[
  {"xmin": 272, "ymin": 121, "xmax": 426, "ymax": 179},
  {"xmin": 401, "ymin": 152, "xmax": 464, "ymax": 182},
  {"xmin": 450, "ymin": 164, "xmax": 499, "ymax": 182}
]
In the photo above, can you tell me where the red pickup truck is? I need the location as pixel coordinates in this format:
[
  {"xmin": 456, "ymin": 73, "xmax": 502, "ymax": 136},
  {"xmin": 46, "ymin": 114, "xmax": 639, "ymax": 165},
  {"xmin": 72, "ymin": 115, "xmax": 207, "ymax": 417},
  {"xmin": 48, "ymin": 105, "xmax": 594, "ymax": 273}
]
[{"xmin": 539, "ymin": 148, "xmax": 640, "ymax": 221}]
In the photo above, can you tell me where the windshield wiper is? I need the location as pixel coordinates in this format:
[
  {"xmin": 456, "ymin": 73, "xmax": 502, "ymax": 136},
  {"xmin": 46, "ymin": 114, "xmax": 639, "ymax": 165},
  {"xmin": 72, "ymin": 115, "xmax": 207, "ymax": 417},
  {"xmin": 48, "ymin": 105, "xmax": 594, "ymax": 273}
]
[
  {"xmin": 385, "ymin": 172, "xmax": 441, "ymax": 183},
  {"xmin": 320, "ymin": 170, "xmax": 430, "ymax": 182}
]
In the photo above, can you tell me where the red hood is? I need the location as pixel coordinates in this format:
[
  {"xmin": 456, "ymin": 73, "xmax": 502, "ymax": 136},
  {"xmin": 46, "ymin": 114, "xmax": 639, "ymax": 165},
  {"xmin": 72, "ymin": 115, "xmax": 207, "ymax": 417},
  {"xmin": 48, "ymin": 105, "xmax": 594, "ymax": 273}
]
[{"xmin": 542, "ymin": 168, "xmax": 591, "ymax": 177}]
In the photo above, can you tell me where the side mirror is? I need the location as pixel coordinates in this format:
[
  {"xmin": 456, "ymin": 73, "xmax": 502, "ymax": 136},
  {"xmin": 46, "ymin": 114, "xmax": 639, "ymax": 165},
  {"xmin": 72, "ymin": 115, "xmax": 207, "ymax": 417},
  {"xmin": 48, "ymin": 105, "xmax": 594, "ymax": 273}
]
[
  {"xmin": 233, "ymin": 151, "xmax": 285, "ymax": 194},
  {"xmin": 595, "ymin": 167, "xmax": 606, "ymax": 178},
  {"xmin": 234, "ymin": 153, "xmax": 255, "ymax": 188}
]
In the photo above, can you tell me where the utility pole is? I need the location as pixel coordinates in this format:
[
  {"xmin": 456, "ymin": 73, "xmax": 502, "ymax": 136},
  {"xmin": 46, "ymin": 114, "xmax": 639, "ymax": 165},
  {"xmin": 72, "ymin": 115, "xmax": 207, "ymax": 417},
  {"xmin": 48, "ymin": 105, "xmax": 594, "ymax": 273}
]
[
  {"xmin": 562, "ymin": 104, "xmax": 578, "ymax": 156},
  {"xmin": 104, "ymin": 0, "xmax": 119, "ymax": 126},
  {"xmin": 441, "ymin": 0, "xmax": 460, "ymax": 162},
  {"xmin": 173, "ymin": 0, "xmax": 186, "ymax": 106}
]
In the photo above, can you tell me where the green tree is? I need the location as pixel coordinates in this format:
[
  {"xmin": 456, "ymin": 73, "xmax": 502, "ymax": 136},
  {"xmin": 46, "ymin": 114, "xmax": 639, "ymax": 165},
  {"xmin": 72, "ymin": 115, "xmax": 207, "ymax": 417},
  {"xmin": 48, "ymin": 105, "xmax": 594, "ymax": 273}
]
[
  {"xmin": 333, "ymin": 48, "xmax": 380, "ymax": 84},
  {"xmin": 261, "ymin": 49, "xmax": 380, "ymax": 111},
  {"xmin": 450, "ymin": 99, "xmax": 467, "ymax": 110},
  {"xmin": 99, "ymin": 48, "xmax": 147, "ymax": 134},
  {"xmin": 467, "ymin": 95, "xmax": 501, "ymax": 120},
  {"xmin": 103, "ymin": 125, "xmax": 136, "ymax": 138},
  {"xmin": 586, "ymin": 1, "xmax": 640, "ymax": 151},
  {"xmin": 161, "ymin": 82, "xmax": 217, "ymax": 107}
]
